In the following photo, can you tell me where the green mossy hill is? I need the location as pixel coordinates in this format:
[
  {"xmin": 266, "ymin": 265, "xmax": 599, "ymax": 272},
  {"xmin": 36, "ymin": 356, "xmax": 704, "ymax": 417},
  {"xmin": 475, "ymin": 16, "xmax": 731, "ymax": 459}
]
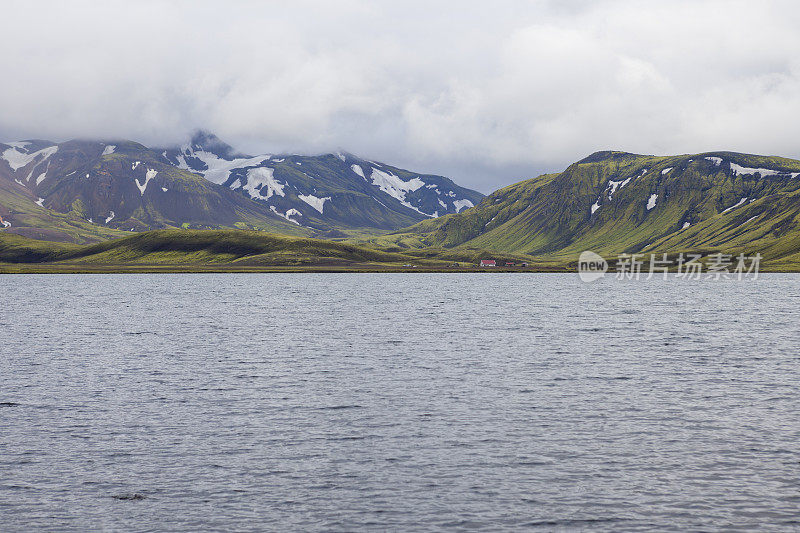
[
  {"xmin": 372, "ymin": 150, "xmax": 800, "ymax": 266},
  {"xmin": 0, "ymin": 229, "xmax": 556, "ymax": 270},
  {"xmin": 0, "ymin": 230, "xmax": 415, "ymax": 266},
  {"xmin": 0, "ymin": 232, "xmax": 80, "ymax": 263},
  {"xmin": 70, "ymin": 230, "xmax": 413, "ymax": 264}
]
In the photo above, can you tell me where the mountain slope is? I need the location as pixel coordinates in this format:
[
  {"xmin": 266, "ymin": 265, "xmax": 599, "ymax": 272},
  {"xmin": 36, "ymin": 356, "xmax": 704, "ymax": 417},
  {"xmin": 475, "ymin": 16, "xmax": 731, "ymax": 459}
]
[
  {"xmin": 160, "ymin": 131, "xmax": 483, "ymax": 233},
  {"xmin": 0, "ymin": 166, "xmax": 126, "ymax": 243},
  {"xmin": 0, "ymin": 132, "xmax": 482, "ymax": 241},
  {"xmin": 0, "ymin": 138, "xmax": 308, "ymax": 241},
  {"xmin": 376, "ymin": 150, "xmax": 800, "ymax": 263}
]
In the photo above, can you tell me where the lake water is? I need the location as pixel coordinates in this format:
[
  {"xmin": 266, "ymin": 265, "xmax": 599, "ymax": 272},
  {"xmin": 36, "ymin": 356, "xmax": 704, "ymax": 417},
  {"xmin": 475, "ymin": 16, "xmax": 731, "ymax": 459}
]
[{"xmin": 1, "ymin": 273, "xmax": 799, "ymax": 531}]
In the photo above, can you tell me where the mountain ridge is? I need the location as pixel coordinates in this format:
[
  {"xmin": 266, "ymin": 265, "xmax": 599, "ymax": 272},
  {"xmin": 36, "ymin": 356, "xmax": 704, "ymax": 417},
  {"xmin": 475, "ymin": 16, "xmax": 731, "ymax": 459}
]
[
  {"xmin": 0, "ymin": 131, "xmax": 483, "ymax": 242},
  {"xmin": 366, "ymin": 149, "xmax": 800, "ymax": 266},
  {"xmin": 159, "ymin": 130, "xmax": 483, "ymax": 228}
]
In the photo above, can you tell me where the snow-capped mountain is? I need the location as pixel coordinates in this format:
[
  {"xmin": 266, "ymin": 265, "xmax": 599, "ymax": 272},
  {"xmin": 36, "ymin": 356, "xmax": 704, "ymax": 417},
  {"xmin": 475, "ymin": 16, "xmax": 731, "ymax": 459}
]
[
  {"xmin": 160, "ymin": 131, "xmax": 483, "ymax": 232},
  {"xmin": 0, "ymin": 138, "xmax": 307, "ymax": 242},
  {"xmin": 0, "ymin": 131, "xmax": 482, "ymax": 242}
]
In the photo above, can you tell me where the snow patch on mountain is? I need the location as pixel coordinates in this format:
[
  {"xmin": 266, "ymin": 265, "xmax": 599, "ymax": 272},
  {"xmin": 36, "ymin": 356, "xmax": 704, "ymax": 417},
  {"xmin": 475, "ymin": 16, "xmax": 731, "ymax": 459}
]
[
  {"xmin": 722, "ymin": 197, "xmax": 748, "ymax": 213},
  {"xmin": 102, "ymin": 145, "xmax": 116, "ymax": 156},
  {"xmin": 298, "ymin": 194, "xmax": 330, "ymax": 214},
  {"xmin": 606, "ymin": 177, "xmax": 632, "ymax": 200},
  {"xmin": 369, "ymin": 168, "xmax": 424, "ymax": 202},
  {"xmin": 176, "ymin": 145, "xmax": 271, "ymax": 185},
  {"xmin": 646, "ymin": 194, "xmax": 658, "ymax": 210},
  {"xmin": 35, "ymin": 197, "xmax": 45, "ymax": 207},
  {"xmin": 705, "ymin": 157, "xmax": 723, "ymax": 166},
  {"xmin": 407, "ymin": 204, "xmax": 437, "ymax": 217},
  {"xmin": 661, "ymin": 167, "xmax": 673, "ymax": 174},
  {"xmin": 243, "ymin": 167, "xmax": 285, "ymax": 199},
  {"xmin": 135, "ymin": 169, "xmax": 157, "ymax": 196},
  {"xmin": 453, "ymin": 199, "xmax": 474, "ymax": 213},
  {"xmin": 2, "ymin": 141, "xmax": 30, "ymax": 149},
  {"xmin": 1, "ymin": 145, "xmax": 58, "ymax": 171},
  {"xmin": 729, "ymin": 163, "xmax": 799, "ymax": 178},
  {"xmin": 105, "ymin": 211, "xmax": 115, "ymax": 224},
  {"xmin": 269, "ymin": 206, "xmax": 301, "ymax": 225},
  {"xmin": 368, "ymin": 168, "xmax": 436, "ymax": 216},
  {"xmin": 351, "ymin": 164, "xmax": 365, "ymax": 179}
]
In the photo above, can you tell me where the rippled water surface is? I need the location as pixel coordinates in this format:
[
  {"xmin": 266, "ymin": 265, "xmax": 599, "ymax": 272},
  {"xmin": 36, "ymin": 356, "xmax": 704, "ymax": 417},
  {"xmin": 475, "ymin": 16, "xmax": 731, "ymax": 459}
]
[{"xmin": 1, "ymin": 273, "xmax": 800, "ymax": 531}]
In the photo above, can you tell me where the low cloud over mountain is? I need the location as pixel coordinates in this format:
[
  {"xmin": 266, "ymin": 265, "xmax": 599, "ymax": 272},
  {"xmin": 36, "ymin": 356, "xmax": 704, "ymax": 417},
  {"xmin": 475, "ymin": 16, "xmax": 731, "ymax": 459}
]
[{"xmin": 2, "ymin": 1, "xmax": 800, "ymax": 191}]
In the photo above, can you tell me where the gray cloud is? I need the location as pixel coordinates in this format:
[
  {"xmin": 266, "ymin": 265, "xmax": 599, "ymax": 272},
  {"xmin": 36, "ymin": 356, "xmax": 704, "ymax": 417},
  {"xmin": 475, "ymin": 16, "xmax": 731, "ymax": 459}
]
[{"xmin": 2, "ymin": 0, "xmax": 800, "ymax": 192}]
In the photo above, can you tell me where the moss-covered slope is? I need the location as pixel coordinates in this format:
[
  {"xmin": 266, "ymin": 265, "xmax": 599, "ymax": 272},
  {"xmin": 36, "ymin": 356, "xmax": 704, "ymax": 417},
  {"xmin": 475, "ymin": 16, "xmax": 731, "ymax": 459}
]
[{"xmin": 375, "ymin": 151, "xmax": 800, "ymax": 265}]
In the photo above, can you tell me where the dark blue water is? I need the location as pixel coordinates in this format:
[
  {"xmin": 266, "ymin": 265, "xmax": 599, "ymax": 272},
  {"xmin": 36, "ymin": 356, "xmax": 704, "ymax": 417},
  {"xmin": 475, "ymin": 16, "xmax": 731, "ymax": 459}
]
[{"xmin": 1, "ymin": 273, "xmax": 799, "ymax": 531}]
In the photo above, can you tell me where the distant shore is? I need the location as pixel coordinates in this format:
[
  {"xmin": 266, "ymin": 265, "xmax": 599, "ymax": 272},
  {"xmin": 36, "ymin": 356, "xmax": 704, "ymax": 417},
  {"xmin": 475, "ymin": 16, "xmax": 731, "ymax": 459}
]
[
  {"xmin": 2, "ymin": 229, "xmax": 797, "ymax": 273},
  {"xmin": 0, "ymin": 263, "xmax": 571, "ymax": 274},
  {"xmin": 3, "ymin": 264, "xmax": 798, "ymax": 274}
]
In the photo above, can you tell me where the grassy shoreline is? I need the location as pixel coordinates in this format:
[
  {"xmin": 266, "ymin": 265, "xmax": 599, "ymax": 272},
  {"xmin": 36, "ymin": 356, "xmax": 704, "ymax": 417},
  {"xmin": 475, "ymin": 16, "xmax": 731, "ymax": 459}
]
[
  {"xmin": 3, "ymin": 263, "xmax": 798, "ymax": 274},
  {"xmin": 2, "ymin": 229, "xmax": 798, "ymax": 273},
  {"xmin": 0, "ymin": 263, "xmax": 571, "ymax": 274}
]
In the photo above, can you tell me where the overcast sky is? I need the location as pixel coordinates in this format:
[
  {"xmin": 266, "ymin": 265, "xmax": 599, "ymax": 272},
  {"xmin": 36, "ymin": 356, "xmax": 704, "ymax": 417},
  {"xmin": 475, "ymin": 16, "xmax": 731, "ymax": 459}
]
[{"xmin": 2, "ymin": 1, "xmax": 799, "ymax": 192}]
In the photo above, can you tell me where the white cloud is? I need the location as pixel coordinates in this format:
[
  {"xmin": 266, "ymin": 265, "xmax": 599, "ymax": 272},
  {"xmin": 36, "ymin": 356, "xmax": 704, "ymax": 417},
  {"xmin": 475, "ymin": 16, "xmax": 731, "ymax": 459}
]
[{"xmin": 1, "ymin": 0, "xmax": 800, "ymax": 192}]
